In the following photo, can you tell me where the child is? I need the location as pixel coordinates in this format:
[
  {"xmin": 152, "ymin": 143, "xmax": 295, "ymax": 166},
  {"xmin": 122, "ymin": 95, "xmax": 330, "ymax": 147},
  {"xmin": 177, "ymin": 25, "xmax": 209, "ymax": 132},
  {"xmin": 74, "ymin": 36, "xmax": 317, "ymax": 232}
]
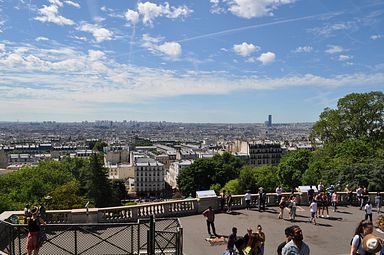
[
  {"xmin": 309, "ymin": 199, "xmax": 317, "ymax": 225},
  {"xmin": 364, "ymin": 200, "xmax": 373, "ymax": 222}
]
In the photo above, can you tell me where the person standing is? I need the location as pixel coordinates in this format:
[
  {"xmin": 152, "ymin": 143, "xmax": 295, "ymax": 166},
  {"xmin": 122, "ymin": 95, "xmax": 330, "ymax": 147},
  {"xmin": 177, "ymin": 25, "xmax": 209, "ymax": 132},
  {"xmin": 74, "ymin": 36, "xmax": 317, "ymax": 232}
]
[
  {"xmin": 357, "ymin": 187, "xmax": 364, "ymax": 209},
  {"xmin": 309, "ymin": 199, "xmax": 317, "ymax": 225},
  {"xmin": 278, "ymin": 197, "xmax": 287, "ymax": 219},
  {"xmin": 26, "ymin": 206, "xmax": 46, "ymax": 255},
  {"xmin": 365, "ymin": 200, "xmax": 373, "ymax": 222},
  {"xmin": 277, "ymin": 226, "xmax": 293, "ymax": 255},
  {"xmin": 375, "ymin": 192, "xmax": 382, "ymax": 213},
  {"xmin": 258, "ymin": 187, "xmax": 266, "ymax": 212},
  {"xmin": 350, "ymin": 220, "xmax": 373, "ymax": 255},
  {"xmin": 307, "ymin": 186, "xmax": 314, "ymax": 204},
  {"xmin": 282, "ymin": 225, "xmax": 310, "ymax": 255},
  {"xmin": 331, "ymin": 191, "xmax": 338, "ymax": 212},
  {"xmin": 227, "ymin": 191, "xmax": 233, "ymax": 213},
  {"xmin": 244, "ymin": 190, "xmax": 252, "ymax": 210},
  {"xmin": 221, "ymin": 190, "xmax": 227, "ymax": 212},
  {"xmin": 289, "ymin": 195, "xmax": 297, "ymax": 222},
  {"xmin": 24, "ymin": 204, "xmax": 31, "ymax": 224},
  {"xmin": 256, "ymin": 225, "xmax": 266, "ymax": 255},
  {"xmin": 276, "ymin": 186, "xmax": 283, "ymax": 205},
  {"xmin": 202, "ymin": 206, "xmax": 218, "ymax": 237}
]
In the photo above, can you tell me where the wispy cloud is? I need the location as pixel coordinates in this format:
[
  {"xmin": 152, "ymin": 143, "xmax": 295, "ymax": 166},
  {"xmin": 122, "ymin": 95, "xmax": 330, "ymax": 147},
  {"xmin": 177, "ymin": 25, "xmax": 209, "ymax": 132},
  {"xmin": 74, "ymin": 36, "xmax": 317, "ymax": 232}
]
[
  {"xmin": 293, "ymin": 46, "xmax": 313, "ymax": 53},
  {"xmin": 370, "ymin": 34, "xmax": 382, "ymax": 40},
  {"xmin": 64, "ymin": 0, "xmax": 80, "ymax": 8},
  {"xmin": 325, "ymin": 45, "xmax": 344, "ymax": 54},
  {"xmin": 35, "ymin": 1, "xmax": 75, "ymax": 26}
]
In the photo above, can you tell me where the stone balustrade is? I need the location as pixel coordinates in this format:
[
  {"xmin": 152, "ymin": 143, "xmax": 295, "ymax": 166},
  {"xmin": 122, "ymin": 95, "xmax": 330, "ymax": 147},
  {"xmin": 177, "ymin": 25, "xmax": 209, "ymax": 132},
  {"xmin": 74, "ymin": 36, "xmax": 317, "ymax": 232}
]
[{"xmin": 1, "ymin": 191, "xmax": 380, "ymax": 224}]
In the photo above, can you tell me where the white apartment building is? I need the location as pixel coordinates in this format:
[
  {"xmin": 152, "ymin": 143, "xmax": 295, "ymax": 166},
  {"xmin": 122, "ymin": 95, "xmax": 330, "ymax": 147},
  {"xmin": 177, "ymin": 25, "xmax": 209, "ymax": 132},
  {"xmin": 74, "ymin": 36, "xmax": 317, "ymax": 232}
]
[
  {"xmin": 107, "ymin": 163, "xmax": 134, "ymax": 180},
  {"xmin": 166, "ymin": 160, "xmax": 193, "ymax": 189},
  {"xmin": 134, "ymin": 158, "xmax": 165, "ymax": 197}
]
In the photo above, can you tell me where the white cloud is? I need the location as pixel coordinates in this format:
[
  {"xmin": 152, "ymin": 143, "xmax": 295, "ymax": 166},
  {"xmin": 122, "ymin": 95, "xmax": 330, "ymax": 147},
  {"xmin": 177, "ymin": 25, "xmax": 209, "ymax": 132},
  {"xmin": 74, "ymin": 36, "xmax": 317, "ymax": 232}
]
[
  {"xmin": 339, "ymin": 54, "xmax": 352, "ymax": 62},
  {"xmin": 293, "ymin": 46, "xmax": 313, "ymax": 53},
  {"xmin": 141, "ymin": 34, "xmax": 182, "ymax": 59},
  {"xmin": 64, "ymin": 0, "xmax": 80, "ymax": 8},
  {"xmin": 257, "ymin": 52, "xmax": 276, "ymax": 65},
  {"xmin": 35, "ymin": 4, "xmax": 75, "ymax": 26},
  {"xmin": 225, "ymin": 0, "xmax": 296, "ymax": 19},
  {"xmin": 78, "ymin": 23, "xmax": 113, "ymax": 43},
  {"xmin": 370, "ymin": 34, "xmax": 382, "ymax": 40},
  {"xmin": 158, "ymin": 42, "xmax": 182, "ymax": 58},
  {"xmin": 0, "ymin": 43, "xmax": 5, "ymax": 51},
  {"xmin": 325, "ymin": 45, "xmax": 343, "ymax": 54},
  {"xmin": 137, "ymin": 1, "xmax": 192, "ymax": 25},
  {"xmin": 35, "ymin": 36, "xmax": 49, "ymax": 41},
  {"xmin": 49, "ymin": 0, "xmax": 63, "ymax": 7},
  {"xmin": 233, "ymin": 42, "xmax": 259, "ymax": 57},
  {"xmin": 125, "ymin": 9, "xmax": 140, "ymax": 25},
  {"xmin": 88, "ymin": 50, "xmax": 105, "ymax": 61}
]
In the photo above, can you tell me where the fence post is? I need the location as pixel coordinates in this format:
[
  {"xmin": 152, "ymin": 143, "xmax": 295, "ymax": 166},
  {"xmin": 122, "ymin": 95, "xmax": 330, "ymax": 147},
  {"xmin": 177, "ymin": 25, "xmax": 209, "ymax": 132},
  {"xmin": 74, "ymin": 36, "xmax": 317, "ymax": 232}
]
[
  {"xmin": 74, "ymin": 229, "xmax": 78, "ymax": 255},
  {"xmin": 148, "ymin": 215, "xmax": 155, "ymax": 255}
]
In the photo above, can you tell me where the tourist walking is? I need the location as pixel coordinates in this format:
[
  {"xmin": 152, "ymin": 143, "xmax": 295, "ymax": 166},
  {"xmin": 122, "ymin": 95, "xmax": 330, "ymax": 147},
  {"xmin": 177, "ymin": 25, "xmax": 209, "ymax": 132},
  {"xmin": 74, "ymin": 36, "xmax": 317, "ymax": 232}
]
[
  {"xmin": 202, "ymin": 206, "xmax": 218, "ymax": 237},
  {"xmin": 309, "ymin": 199, "xmax": 317, "ymax": 225},
  {"xmin": 357, "ymin": 187, "xmax": 364, "ymax": 209},
  {"xmin": 315, "ymin": 193, "xmax": 323, "ymax": 218},
  {"xmin": 307, "ymin": 186, "xmax": 314, "ymax": 204},
  {"xmin": 321, "ymin": 192, "xmax": 329, "ymax": 218},
  {"xmin": 350, "ymin": 220, "xmax": 373, "ymax": 255},
  {"xmin": 26, "ymin": 206, "xmax": 46, "ymax": 255},
  {"xmin": 282, "ymin": 225, "xmax": 310, "ymax": 255}
]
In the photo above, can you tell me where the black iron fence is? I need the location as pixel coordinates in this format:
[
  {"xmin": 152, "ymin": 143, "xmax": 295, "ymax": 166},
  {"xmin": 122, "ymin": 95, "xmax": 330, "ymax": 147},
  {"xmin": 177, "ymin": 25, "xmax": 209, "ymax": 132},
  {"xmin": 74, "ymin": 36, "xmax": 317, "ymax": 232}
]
[{"xmin": 0, "ymin": 217, "xmax": 182, "ymax": 255}]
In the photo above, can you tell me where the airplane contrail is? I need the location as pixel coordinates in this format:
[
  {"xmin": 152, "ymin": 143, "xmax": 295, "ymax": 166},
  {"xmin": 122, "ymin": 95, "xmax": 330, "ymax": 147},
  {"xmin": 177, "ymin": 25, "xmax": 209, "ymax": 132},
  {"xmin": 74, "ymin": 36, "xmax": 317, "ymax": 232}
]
[{"xmin": 177, "ymin": 12, "xmax": 341, "ymax": 43}]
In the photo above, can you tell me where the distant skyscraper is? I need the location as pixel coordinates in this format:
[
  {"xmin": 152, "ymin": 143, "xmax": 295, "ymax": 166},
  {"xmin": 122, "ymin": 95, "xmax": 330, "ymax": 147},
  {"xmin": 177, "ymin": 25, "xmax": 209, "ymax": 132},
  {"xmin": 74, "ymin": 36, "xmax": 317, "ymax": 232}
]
[{"xmin": 268, "ymin": 115, "xmax": 272, "ymax": 127}]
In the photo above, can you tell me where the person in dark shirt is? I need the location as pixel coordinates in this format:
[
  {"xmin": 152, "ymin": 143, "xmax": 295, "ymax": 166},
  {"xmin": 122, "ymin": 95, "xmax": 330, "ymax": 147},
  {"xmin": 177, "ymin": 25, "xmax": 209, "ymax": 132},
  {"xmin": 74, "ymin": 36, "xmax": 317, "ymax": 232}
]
[
  {"xmin": 277, "ymin": 226, "xmax": 293, "ymax": 255},
  {"xmin": 227, "ymin": 227, "xmax": 237, "ymax": 252},
  {"xmin": 203, "ymin": 206, "xmax": 218, "ymax": 237},
  {"xmin": 26, "ymin": 206, "xmax": 46, "ymax": 255}
]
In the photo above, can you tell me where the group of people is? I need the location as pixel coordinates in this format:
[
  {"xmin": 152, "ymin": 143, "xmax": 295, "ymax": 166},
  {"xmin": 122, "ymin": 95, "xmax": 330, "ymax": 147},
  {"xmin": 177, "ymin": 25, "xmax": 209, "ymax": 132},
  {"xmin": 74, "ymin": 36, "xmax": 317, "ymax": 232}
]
[
  {"xmin": 225, "ymin": 225, "xmax": 266, "ymax": 255},
  {"xmin": 221, "ymin": 190, "xmax": 234, "ymax": 213}
]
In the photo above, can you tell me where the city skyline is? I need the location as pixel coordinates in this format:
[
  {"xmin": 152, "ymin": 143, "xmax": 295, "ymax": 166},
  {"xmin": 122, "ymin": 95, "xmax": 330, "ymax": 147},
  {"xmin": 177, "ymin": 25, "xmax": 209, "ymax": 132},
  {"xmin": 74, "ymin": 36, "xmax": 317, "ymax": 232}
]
[{"xmin": 0, "ymin": 0, "xmax": 383, "ymax": 123}]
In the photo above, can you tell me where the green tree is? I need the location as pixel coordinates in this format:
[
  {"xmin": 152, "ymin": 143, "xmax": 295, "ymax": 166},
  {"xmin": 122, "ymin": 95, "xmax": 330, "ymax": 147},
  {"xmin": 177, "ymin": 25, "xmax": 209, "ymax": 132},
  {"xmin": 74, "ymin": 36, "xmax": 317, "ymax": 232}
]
[
  {"xmin": 84, "ymin": 154, "xmax": 119, "ymax": 207},
  {"xmin": 252, "ymin": 165, "xmax": 279, "ymax": 193},
  {"xmin": 311, "ymin": 91, "xmax": 384, "ymax": 145},
  {"xmin": 222, "ymin": 179, "xmax": 240, "ymax": 194},
  {"xmin": 277, "ymin": 149, "xmax": 313, "ymax": 190},
  {"xmin": 238, "ymin": 166, "xmax": 258, "ymax": 193},
  {"xmin": 177, "ymin": 153, "xmax": 245, "ymax": 196},
  {"xmin": 47, "ymin": 180, "xmax": 88, "ymax": 209}
]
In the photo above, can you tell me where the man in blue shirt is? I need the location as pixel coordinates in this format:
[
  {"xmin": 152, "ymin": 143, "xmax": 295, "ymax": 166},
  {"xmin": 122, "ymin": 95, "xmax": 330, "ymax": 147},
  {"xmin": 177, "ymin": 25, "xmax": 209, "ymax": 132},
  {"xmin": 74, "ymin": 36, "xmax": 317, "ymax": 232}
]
[{"xmin": 282, "ymin": 225, "xmax": 310, "ymax": 255}]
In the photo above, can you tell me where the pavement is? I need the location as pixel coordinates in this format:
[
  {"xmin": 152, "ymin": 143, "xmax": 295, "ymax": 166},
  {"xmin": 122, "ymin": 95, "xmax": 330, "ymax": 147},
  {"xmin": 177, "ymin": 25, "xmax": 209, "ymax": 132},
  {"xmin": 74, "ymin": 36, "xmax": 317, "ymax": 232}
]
[{"xmin": 179, "ymin": 206, "xmax": 383, "ymax": 255}]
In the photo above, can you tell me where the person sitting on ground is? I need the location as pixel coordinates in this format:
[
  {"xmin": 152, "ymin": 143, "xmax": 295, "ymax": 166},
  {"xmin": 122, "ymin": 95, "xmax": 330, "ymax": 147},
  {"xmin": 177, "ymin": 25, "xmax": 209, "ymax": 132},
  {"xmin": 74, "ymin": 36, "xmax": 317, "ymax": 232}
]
[{"xmin": 227, "ymin": 227, "xmax": 238, "ymax": 253}]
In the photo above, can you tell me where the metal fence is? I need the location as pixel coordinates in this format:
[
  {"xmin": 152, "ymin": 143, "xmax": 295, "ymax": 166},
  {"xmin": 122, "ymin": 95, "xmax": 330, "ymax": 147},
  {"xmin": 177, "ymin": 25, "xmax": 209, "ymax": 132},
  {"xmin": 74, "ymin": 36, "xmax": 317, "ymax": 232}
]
[{"xmin": 0, "ymin": 217, "xmax": 183, "ymax": 255}]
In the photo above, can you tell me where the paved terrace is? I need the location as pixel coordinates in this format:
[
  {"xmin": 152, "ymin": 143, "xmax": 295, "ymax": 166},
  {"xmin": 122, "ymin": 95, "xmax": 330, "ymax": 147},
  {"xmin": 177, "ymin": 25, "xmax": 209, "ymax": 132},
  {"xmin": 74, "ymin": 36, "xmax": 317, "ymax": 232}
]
[{"xmin": 180, "ymin": 206, "xmax": 382, "ymax": 255}]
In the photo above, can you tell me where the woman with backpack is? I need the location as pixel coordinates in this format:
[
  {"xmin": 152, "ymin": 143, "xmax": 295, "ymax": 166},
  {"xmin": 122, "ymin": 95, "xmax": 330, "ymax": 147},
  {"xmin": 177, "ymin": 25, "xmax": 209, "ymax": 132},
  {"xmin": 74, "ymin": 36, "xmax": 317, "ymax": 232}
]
[{"xmin": 350, "ymin": 220, "xmax": 373, "ymax": 255}]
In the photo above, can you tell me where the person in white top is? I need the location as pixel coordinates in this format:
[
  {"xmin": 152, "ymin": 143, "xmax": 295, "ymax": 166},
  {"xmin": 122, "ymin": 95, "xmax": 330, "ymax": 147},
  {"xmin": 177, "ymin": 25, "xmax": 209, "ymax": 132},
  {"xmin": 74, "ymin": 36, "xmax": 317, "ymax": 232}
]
[
  {"xmin": 276, "ymin": 186, "xmax": 282, "ymax": 204},
  {"xmin": 244, "ymin": 191, "xmax": 252, "ymax": 210},
  {"xmin": 365, "ymin": 200, "xmax": 373, "ymax": 222},
  {"xmin": 309, "ymin": 199, "xmax": 317, "ymax": 225}
]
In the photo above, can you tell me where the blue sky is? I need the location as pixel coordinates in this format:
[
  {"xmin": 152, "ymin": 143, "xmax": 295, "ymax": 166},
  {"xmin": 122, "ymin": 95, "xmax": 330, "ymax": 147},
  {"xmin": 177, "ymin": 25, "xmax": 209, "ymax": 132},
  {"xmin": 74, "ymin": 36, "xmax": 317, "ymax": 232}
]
[{"xmin": 0, "ymin": 0, "xmax": 383, "ymax": 123}]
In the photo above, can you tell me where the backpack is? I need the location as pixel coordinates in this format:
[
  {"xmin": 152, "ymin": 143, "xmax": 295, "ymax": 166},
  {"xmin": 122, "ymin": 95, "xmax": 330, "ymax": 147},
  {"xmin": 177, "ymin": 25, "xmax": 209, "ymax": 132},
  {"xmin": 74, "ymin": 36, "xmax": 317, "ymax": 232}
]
[{"xmin": 350, "ymin": 235, "xmax": 374, "ymax": 255}]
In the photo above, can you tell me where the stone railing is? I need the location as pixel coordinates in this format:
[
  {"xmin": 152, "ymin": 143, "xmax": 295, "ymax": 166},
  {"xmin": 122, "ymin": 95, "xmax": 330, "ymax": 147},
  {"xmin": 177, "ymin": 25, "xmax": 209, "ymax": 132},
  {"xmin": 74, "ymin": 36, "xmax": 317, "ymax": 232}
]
[{"xmin": 0, "ymin": 191, "xmax": 379, "ymax": 224}]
